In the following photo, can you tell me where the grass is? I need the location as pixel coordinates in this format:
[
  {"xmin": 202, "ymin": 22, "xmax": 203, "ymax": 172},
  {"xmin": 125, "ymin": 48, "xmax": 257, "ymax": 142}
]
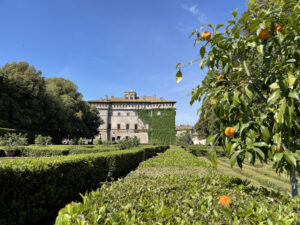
[{"xmin": 198, "ymin": 156, "xmax": 300, "ymax": 196}]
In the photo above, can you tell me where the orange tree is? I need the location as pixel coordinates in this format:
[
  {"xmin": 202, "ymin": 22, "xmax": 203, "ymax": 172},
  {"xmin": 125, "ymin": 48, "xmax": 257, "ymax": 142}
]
[{"xmin": 176, "ymin": 0, "xmax": 300, "ymax": 196}]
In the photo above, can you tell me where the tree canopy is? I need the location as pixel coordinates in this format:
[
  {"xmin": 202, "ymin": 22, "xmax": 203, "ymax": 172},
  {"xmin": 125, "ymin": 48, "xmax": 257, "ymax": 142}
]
[
  {"xmin": 176, "ymin": 0, "xmax": 300, "ymax": 184},
  {"xmin": 0, "ymin": 62, "xmax": 103, "ymax": 140}
]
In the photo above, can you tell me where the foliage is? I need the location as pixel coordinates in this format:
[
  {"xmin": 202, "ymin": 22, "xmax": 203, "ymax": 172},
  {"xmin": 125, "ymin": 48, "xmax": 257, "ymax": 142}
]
[
  {"xmin": 176, "ymin": 0, "xmax": 300, "ymax": 176},
  {"xmin": 34, "ymin": 134, "xmax": 52, "ymax": 146},
  {"xmin": 136, "ymin": 108, "xmax": 176, "ymax": 145},
  {"xmin": 0, "ymin": 62, "xmax": 103, "ymax": 140},
  {"xmin": 95, "ymin": 138, "xmax": 103, "ymax": 145},
  {"xmin": 55, "ymin": 147, "xmax": 300, "ymax": 224},
  {"xmin": 0, "ymin": 133, "xmax": 28, "ymax": 149},
  {"xmin": 176, "ymin": 131, "xmax": 193, "ymax": 145},
  {"xmin": 77, "ymin": 138, "xmax": 86, "ymax": 145},
  {"xmin": 69, "ymin": 139, "xmax": 77, "ymax": 145},
  {"xmin": 0, "ymin": 145, "xmax": 168, "ymax": 225},
  {"xmin": 194, "ymin": 108, "xmax": 220, "ymax": 139},
  {"xmin": 118, "ymin": 136, "xmax": 140, "ymax": 150}
]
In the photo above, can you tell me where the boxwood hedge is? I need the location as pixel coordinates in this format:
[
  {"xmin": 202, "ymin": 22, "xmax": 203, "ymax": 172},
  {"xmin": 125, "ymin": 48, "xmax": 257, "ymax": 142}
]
[
  {"xmin": 55, "ymin": 147, "xmax": 300, "ymax": 225},
  {"xmin": 0, "ymin": 145, "xmax": 168, "ymax": 225}
]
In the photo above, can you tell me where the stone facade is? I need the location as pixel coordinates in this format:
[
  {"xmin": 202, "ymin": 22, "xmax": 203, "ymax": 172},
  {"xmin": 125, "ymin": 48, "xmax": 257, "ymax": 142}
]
[
  {"xmin": 88, "ymin": 90, "xmax": 176, "ymax": 144},
  {"xmin": 175, "ymin": 125, "xmax": 204, "ymax": 145}
]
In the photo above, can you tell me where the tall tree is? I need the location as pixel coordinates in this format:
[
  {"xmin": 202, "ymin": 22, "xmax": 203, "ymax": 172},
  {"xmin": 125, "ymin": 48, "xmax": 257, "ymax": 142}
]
[
  {"xmin": 0, "ymin": 62, "xmax": 46, "ymax": 130},
  {"xmin": 177, "ymin": 0, "xmax": 300, "ymax": 195}
]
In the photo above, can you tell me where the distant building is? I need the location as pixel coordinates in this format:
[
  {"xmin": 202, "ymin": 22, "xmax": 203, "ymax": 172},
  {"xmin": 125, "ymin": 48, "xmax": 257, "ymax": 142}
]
[
  {"xmin": 175, "ymin": 125, "xmax": 205, "ymax": 145},
  {"xmin": 88, "ymin": 90, "xmax": 176, "ymax": 144}
]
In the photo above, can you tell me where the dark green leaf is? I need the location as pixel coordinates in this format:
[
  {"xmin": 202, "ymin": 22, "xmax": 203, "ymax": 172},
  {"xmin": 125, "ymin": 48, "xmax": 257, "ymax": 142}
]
[
  {"xmin": 176, "ymin": 70, "xmax": 182, "ymax": 83},
  {"xmin": 200, "ymin": 46, "xmax": 206, "ymax": 58}
]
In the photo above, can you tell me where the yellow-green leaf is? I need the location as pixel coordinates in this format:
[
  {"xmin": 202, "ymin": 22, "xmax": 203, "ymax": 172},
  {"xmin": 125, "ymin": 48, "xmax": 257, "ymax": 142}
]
[
  {"xmin": 176, "ymin": 70, "xmax": 182, "ymax": 83},
  {"xmin": 288, "ymin": 72, "xmax": 296, "ymax": 89}
]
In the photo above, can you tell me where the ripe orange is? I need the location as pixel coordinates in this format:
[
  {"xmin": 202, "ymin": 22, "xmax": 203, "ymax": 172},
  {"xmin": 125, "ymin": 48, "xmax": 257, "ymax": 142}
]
[
  {"xmin": 274, "ymin": 24, "xmax": 283, "ymax": 33},
  {"xmin": 224, "ymin": 127, "xmax": 235, "ymax": 137},
  {"xmin": 219, "ymin": 195, "xmax": 232, "ymax": 206},
  {"xmin": 201, "ymin": 31, "xmax": 211, "ymax": 40},
  {"xmin": 275, "ymin": 144, "xmax": 284, "ymax": 153},
  {"xmin": 218, "ymin": 75, "xmax": 224, "ymax": 80},
  {"xmin": 238, "ymin": 91, "xmax": 242, "ymax": 96},
  {"xmin": 259, "ymin": 29, "xmax": 269, "ymax": 40}
]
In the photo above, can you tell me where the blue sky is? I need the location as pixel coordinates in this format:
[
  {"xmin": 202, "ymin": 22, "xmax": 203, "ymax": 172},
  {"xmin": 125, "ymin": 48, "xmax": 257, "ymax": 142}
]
[{"xmin": 0, "ymin": 0, "xmax": 248, "ymax": 125}]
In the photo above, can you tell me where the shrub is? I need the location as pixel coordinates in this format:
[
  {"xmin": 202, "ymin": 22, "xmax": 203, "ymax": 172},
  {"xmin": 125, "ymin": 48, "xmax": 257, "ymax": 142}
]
[
  {"xmin": 176, "ymin": 131, "xmax": 193, "ymax": 145},
  {"xmin": 118, "ymin": 136, "xmax": 140, "ymax": 150},
  {"xmin": 34, "ymin": 134, "xmax": 52, "ymax": 146},
  {"xmin": 77, "ymin": 138, "xmax": 86, "ymax": 145},
  {"xmin": 69, "ymin": 139, "xmax": 77, "ymax": 145},
  {"xmin": 0, "ymin": 133, "xmax": 28, "ymax": 149},
  {"xmin": 0, "ymin": 146, "xmax": 168, "ymax": 225},
  {"xmin": 95, "ymin": 138, "xmax": 102, "ymax": 145}
]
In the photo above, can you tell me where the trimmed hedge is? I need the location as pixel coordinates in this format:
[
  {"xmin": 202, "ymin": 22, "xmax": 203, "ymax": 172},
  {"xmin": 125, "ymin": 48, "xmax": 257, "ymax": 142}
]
[
  {"xmin": 0, "ymin": 145, "xmax": 168, "ymax": 225},
  {"xmin": 185, "ymin": 145, "xmax": 226, "ymax": 157},
  {"xmin": 0, "ymin": 127, "xmax": 62, "ymax": 144},
  {"xmin": 55, "ymin": 147, "xmax": 300, "ymax": 224}
]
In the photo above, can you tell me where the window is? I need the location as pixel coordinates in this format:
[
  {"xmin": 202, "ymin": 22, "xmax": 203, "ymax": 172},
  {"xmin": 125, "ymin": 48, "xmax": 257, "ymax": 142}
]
[
  {"xmin": 125, "ymin": 136, "xmax": 129, "ymax": 140},
  {"xmin": 135, "ymin": 124, "xmax": 138, "ymax": 130},
  {"xmin": 117, "ymin": 124, "xmax": 121, "ymax": 129},
  {"xmin": 126, "ymin": 112, "xmax": 130, "ymax": 116},
  {"xmin": 118, "ymin": 112, "xmax": 121, "ymax": 116},
  {"xmin": 112, "ymin": 137, "xmax": 115, "ymax": 141},
  {"xmin": 126, "ymin": 124, "xmax": 129, "ymax": 130},
  {"xmin": 130, "ymin": 96, "xmax": 133, "ymax": 100},
  {"xmin": 117, "ymin": 136, "xmax": 121, "ymax": 141},
  {"xmin": 135, "ymin": 112, "xmax": 138, "ymax": 116},
  {"xmin": 108, "ymin": 124, "xmax": 111, "ymax": 129}
]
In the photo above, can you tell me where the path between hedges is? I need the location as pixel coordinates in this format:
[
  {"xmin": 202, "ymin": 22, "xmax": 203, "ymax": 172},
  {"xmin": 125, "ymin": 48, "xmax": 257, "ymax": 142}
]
[{"xmin": 198, "ymin": 156, "xmax": 299, "ymax": 195}]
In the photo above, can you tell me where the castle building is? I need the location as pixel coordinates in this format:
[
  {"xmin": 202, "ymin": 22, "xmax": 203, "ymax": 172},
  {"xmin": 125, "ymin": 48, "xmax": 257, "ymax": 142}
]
[{"xmin": 87, "ymin": 90, "xmax": 176, "ymax": 144}]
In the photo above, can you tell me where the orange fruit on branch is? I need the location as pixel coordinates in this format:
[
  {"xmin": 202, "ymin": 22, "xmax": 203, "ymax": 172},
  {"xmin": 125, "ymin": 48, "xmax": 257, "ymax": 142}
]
[
  {"xmin": 259, "ymin": 29, "xmax": 269, "ymax": 40},
  {"xmin": 238, "ymin": 91, "xmax": 242, "ymax": 96},
  {"xmin": 224, "ymin": 127, "xmax": 235, "ymax": 137},
  {"xmin": 201, "ymin": 31, "xmax": 211, "ymax": 40},
  {"xmin": 274, "ymin": 24, "xmax": 283, "ymax": 33},
  {"xmin": 218, "ymin": 74, "xmax": 224, "ymax": 80},
  {"xmin": 275, "ymin": 144, "xmax": 284, "ymax": 153}
]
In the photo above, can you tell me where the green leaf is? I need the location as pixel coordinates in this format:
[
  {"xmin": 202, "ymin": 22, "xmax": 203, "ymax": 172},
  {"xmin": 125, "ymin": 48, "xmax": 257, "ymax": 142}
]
[
  {"xmin": 286, "ymin": 59, "xmax": 296, "ymax": 63},
  {"xmin": 230, "ymin": 152, "xmax": 238, "ymax": 167},
  {"xmin": 246, "ymin": 152, "xmax": 253, "ymax": 164},
  {"xmin": 216, "ymin": 24, "xmax": 224, "ymax": 30},
  {"xmin": 267, "ymin": 90, "xmax": 280, "ymax": 105},
  {"xmin": 206, "ymin": 134, "xmax": 218, "ymax": 145},
  {"xmin": 273, "ymin": 153, "xmax": 283, "ymax": 162},
  {"xmin": 254, "ymin": 142, "xmax": 268, "ymax": 147},
  {"xmin": 194, "ymin": 39, "xmax": 201, "ymax": 46},
  {"xmin": 277, "ymin": 98, "xmax": 286, "ymax": 125},
  {"xmin": 261, "ymin": 126, "xmax": 270, "ymax": 142},
  {"xmin": 210, "ymin": 150, "xmax": 218, "ymax": 168},
  {"xmin": 288, "ymin": 90, "xmax": 299, "ymax": 100},
  {"xmin": 232, "ymin": 9, "xmax": 237, "ymax": 18},
  {"xmin": 257, "ymin": 45, "xmax": 264, "ymax": 55},
  {"xmin": 176, "ymin": 63, "xmax": 183, "ymax": 69},
  {"xmin": 269, "ymin": 82, "xmax": 280, "ymax": 89},
  {"xmin": 200, "ymin": 45, "xmax": 206, "ymax": 58},
  {"xmin": 284, "ymin": 153, "xmax": 297, "ymax": 166},
  {"xmin": 245, "ymin": 85, "xmax": 254, "ymax": 99},
  {"xmin": 176, "ymin": 70, "xmax": 182, "ymax": 83},
  {"xmin": 288, "ymin": 72, "xmax": 296, "ymax": 89},
  {"xmin": 254, "ymin": 147, "xmax": 265, "ymax": 160},
  {"xmin": 200, "ymin": 59, "xmax": 205, "ymax": 69}
]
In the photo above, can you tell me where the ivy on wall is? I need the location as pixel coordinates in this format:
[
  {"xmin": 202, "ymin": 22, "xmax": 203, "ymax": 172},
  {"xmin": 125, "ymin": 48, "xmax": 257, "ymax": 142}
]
[{"xmin": 136, "ymin": 108, "xmax": 176, "ymax": 145}]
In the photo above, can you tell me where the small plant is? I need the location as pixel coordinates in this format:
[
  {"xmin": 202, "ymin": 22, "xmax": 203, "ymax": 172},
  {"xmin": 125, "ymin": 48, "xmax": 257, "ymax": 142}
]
[
  {"xmin": 0, "ymin": 133, "xmax": 28, "ymax": 156},
  {"xmin": 95, "ymin": 138, "xmax": 102, "ymax": 145},
  {"xmin": 69, "ymin": 139, "xmax": 77, "ymax": 145},
  {"xmin": 34, "ymin": 135, "xmax": 52, "ymax": 146},
  {"xmin": 78, "ymin": 138, "xmax": 86, "ymax": 145},
  {"xmin": 176, "ymin": 132, "xmax": 193, "ymax": 146},
  {"xmin": 118, "ymin": 136, "xmax": 140, "ymax": 150}
]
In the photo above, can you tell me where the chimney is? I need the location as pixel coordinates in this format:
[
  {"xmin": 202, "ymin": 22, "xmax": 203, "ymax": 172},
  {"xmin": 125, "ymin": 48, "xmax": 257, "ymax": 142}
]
[
  {"xmin": 105, "ymin": 95, "xmax": 108, "ymax": 100},
  {"xmin": 111, "ymin": 95, "xmax": 114, "ymax": 99}
]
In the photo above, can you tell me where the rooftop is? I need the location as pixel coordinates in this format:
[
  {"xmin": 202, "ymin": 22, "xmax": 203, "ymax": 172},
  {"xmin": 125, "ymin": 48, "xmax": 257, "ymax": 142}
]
[
  {"xmin": 88, "ymin": 90, "xmax": 176, "ymax": 103},
  {"xmin": 175, "ymin": 125, "xmax": 193, "ymax": 131}
]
